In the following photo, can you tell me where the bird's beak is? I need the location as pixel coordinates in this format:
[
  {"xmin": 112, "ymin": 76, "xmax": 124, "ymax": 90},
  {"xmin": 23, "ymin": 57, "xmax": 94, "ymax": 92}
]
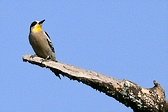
[{"xmin": 39, "ymin": 19, "xmax": 45, "ymax": 24}]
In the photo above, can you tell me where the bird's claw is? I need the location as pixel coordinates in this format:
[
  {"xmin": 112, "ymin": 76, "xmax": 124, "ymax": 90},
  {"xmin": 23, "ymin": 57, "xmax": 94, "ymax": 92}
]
[
  {"xmin": 30, "ymin": 54, "xmax": 37, "ymax": 58},
  {"xmin": 40, "ymin": 56, "xmax": 50, "ymax": 64}
]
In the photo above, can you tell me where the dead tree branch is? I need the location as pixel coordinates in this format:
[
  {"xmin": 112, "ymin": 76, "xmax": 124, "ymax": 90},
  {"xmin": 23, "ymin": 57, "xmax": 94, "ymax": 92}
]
[{"xmin": 22, "ymin": 55, "xmax": 167, "ymax": 112}]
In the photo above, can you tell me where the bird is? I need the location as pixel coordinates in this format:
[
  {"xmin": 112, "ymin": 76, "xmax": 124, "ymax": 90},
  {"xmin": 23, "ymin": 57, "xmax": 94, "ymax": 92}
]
[{"xmin": 29, "ymin": 19, "xmax": 56, "ymax": 61}]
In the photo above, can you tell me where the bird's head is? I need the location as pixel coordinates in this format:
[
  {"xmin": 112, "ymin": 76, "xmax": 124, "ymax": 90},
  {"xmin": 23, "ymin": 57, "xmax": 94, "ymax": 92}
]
[{"xmin": 30, "ymin": 19, "xmax": 45, "ymax": 33}]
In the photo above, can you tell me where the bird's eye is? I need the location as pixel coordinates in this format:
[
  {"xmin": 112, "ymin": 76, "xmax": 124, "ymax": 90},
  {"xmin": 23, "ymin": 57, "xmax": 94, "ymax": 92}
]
[{"xmin": 30, "ymin": 21, "xmax": 37, "ymax": 27}]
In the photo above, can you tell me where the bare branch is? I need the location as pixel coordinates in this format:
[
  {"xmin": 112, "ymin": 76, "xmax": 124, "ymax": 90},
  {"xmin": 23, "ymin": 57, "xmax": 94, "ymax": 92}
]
[{"xmin": 22, "ymin": 55, "xmax": 167, "ymax": 112}]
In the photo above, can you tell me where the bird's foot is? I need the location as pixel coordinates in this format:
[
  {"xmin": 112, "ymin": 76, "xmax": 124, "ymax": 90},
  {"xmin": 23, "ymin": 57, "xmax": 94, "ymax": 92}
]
[
  {"xmin": 40, "ymin": 56, "xmax": 50, "ymax": 63},
  {"xmin": 30, "ymin": 54, "xmax": 37, "ymax": 58}
]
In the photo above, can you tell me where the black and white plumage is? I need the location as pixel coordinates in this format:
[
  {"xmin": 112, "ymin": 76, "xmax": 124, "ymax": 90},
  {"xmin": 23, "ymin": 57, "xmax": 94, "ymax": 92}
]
[{"xmin": 29, "ymin": 20, "xmax": 56, "ymax": 61}]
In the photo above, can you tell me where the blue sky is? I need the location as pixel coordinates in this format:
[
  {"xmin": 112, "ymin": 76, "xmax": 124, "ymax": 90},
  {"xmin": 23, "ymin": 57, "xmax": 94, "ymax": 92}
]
[{"xmin": 0, "ymin": 1, "xmax": 168, "ymax": 112}]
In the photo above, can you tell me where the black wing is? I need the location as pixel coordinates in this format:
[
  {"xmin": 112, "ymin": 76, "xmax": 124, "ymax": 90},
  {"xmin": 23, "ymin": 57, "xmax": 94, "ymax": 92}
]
[{"xmin": 45, "ymin": 31, "xmax": 55, "ymax": 53}]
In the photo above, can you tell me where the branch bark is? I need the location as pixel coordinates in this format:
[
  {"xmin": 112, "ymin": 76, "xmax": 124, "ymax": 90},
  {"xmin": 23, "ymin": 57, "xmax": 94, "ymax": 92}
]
[{"xmin": 22, "ymin": 55, "xmax": 167, "ymax": 112}]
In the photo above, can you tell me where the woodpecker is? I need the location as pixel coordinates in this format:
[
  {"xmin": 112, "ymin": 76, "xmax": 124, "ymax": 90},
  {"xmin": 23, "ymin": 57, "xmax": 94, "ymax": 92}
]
[{"xmin": 29, "ymin": 19, "xmax": 56, "ymax": 61}]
